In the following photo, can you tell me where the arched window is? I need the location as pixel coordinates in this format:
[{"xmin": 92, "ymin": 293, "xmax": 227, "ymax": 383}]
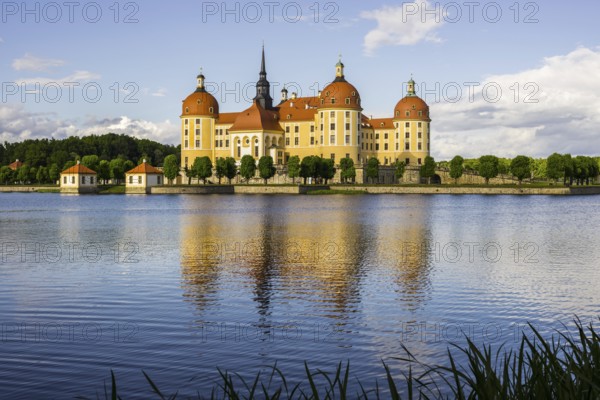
[
  {"xmin": 209, "ymin": 107, "xmax": 214, "ymax": 114},
  {"xmin": 254, "ymin": 138, "xmax": 259, "ymax": 157}
]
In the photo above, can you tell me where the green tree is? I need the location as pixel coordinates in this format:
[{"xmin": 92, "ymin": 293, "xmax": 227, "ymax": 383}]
[
  {"xmin": 240, "ymin": 155, "xmax": 256, "ymax": 183},
  {"xmin": 123, "ymin": 160, "xmax": 135, "ymax": 174},
  {"xmin": 563, "ymin": 154, "xmax": 574, "ymax": 186},
  {"xmin": 299, "ymin": 156, "xmax": 312, "ymax": 184},
  {"xmin": 97, "ymin": 160, "xmax": 111, "ymax": 184},
  {"xmin": 215, "ymin": 158, "xmax": 227, "ymax": 184},
  {"xmin": 478, "ymin": 155, "xmax": 499, "ymax": 184},
  {"xmin": 193, "ymin": 156, "xmax": 213, "ymax": 185},
  {"xmin": 258, "ymin": 156, "xmax": 276, "ymax": 184},
  {"xmin": 163, "ymin": 154, "xmax": 180, "ymax": 184},
  {"xmin": 225, "ymin": 157, "xmax": 237, "ymax": 184},
  {"xmin": 184, "ymin": 166, "xmax": 195, "ymax": 185},
  {"xmin": 366, "ymin": 157, "xmax": 380, "ymax": 184},
  {"xmin": 0, "ymin": 166, "xmax": 13, "ymax": 184},
  {"xmin": 287, "ymin": 155, "xmax": 300, "ymax": 184},
  {"xmin": 63, "ymin": 160, "xmax": 76, "ymax": 171},
  {"xmin": 48, "ymin": 163, "xmax": 60, "ymax": 183},
  {"xmin": 109, "ymin": 159, "xmax": 125, "ymax": 184},
  {"xmin": 510, "ymin": 155, "xmax": 531, "ymax": 185},
  {"xmin": 36, "ymin": 166, "xmax": 49, "ymax": 183},
  {"xmin": 420, "ymin": 156, "xmax": 436, "ymax": 184},
  {"xmin": 320, "ymin": 158, "xmax": 336, "ymax": 184},
  {"xmin": 546, "ymin": 153, "xmax": 564, "ymax": 183},
  {"xmin": 16, "ymin": 165, "xmax": 30, "ymax": 184},
  {"xmin": 339, "ymin": 157, "xmax": 355, "ymax": 184},
  {"xmin": 449, "ymin": 155, "xmax": 464, "ymax": 184},
  {"xmin": 81, "ymin": 155, "xmax": 99, "ymax": 172},
  {"xmin": 394, "ymin": 160, "xmax": 406, "ymax": 183}
]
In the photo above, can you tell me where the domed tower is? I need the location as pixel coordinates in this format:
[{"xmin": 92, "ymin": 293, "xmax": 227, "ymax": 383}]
[
  {"xmin": 181, "ymin": 70, "xmax": 219, "ymax": 169},
  {"xmin": 317, "ymin": 56, "xmax": 363, "ymax": 164},
  {"xmin": 254, "ymin": 46, "xmax": 274, "ymax": 110},
  {"xmin": 392, "ymin": 77, "xmax": 431, "ymax": 166}
]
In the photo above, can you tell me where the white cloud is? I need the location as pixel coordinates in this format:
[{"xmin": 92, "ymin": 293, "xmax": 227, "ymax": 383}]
[
  {"xmin": 12, "ymin": 53, "xmax": 66, "ymax": 72},
  {"xmin": 151, "ymin": 88, "xmax": 168, "ymax": 97},
  {"xmin": 429, "ymin": 46, "xmax": 600, "ymax": 159},
  {"xmin": 361, "ymin": 1, "xmax": 444, "ymax": 55},
  {"xmin": 0, "ymin": 105, "xmax": 179, "ymax": 145},
  {"xmin": 15, "ymin": 70, "xmax": 101, "ymax": 86}
]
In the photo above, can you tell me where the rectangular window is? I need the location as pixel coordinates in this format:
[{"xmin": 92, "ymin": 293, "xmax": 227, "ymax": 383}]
[
  {"xmin": 405, "ymin": 143, "xmax": 410, "ymax": 150},
  {"xmin": 184, "ymin": 119, "xmax": 188, "ymax": 125},
  {"xmin": 226, "ymin": 140, "xmax": 229, "ymax": 147},
  {"xmin": 185, "ymin": 157, "xmax": 188, "ymax": 167},
  {"xmin": 396, "ymin": 132, "xmax": 399, "ymax": 139},
  {"xmin": 376, "ymin": 133, "xmax": 379, "ymax": 140},
  {"xmin": 384, "ymin": 133, "xmax": 388, "ymax": 139},
  {"xmin": 418, "ymin": 132, "xmax": 422, "ymax": 139},
  {"xmin": 320, "ymin": 124, "xmax": 324, "ymax": 131},
  {"xmin": 330, "ymin": 111, "xmax": 335, "ymax": 118},
  {"xmin": 138, "ymin": 176, "xmax": 142, "ymax": 184},
  {"xmin": 226, "ymin": 130, "xmax": 229, "ymax": 135},
  {"xmin": 81, "ymin": 176, "xmax": 86, "ymax": 184},
  {"xmin": 91, "ymin": 177, "xmax": 94, "ymax": 184},
  {"xmin": 220, "ymin": 140, "xmax": 223, "ymax": 147},
  {"xmin": 286, "ymin": 137, "xmax": 290, "ymax": 146},
  {"xmin": 195, "ymin": 128, "xmax": 200, "ymax": 136},
  {"xmin": 345, "ymin": 135, "xmax": 350, "ymax": 144},
  {"xmin": 184, "ymin": 129, "xmax": 188, "ymax": 136},
  {"xmin": 405, "ymin": 122, "xmax": 410, "ymax": 128},
  {"xmin": 195, "ymin": 140, "xmax": 200, "ymax": 148},
  {"xmin": 214, "ymin": 140, "xmax": 218, "ymax": 148},
  {"xmin": 286, "ymin": 126, "xmax": 290, "ymax": 133},
  {"xmin": 406, "ymin": 158, "xmax": 410, "ymax": 165},
  {"xmin": 384, "ymin": 143, "xmax": 388, "ymax": 150},
  {"xmin": 310, "ymin": 137, "xmax": 315, "ymax": 145},
  {"xmin": 418, "ymin": 143, "xmax": 422, "ymax": 150},
  {"xmin": 321, "ymin": 135, "xmax": 324, "ymax": 144},
  {"xmin": 370, "ymin": 144, "xmax": 373, "ymax": 150},
  {"xmin": 345, "ymin": 111, "xmax": 350, "ymax": 118},
  {"xmin": 63, "ymin": 176, "xmax": 67, "ymax": 184},
  {"xmin": 345, "ymin": 123, "xmax": 350, "ymax": 130},
  {"xmin": 185, "ymin": 140, "xmax": 189, "ymax": 148},
  {"xmin": 405, "ymin": 132, "xmax": 410, "ymax": 139},
  {"xmin": 310, "ymin": 125, "xmax": 315, "ymax": 133},
  {"xmin": 330, "ymin": 123, "xmax": 336, "ymax": 130},
  {"xmin": 396, "ymin": 143, "xmax": 399, "ymax": 150},
  {"xmin": 129, "ymin": 176, "xmax": 133, "ymax": 184},
  {"xmin": 71, "ymin": 176, "xmax": 75, "ymax": 184},
  {"xmin": 418, "ymin": 122, "xmax": 422, "ymax": 128},
  {"xmin": 330, "ymin": 134, "xmax": 335, "ymax": 144},
  {"xmin": 195, "ymin": 119, "xmax": 200, "ymax": 124},
  {"xmin": 418, "ymin": 158, "xmax": 422, "ymax": 165},
  {"xmin": 375, "ymin": 144, "xmax": 379, "ymax": 151},
  {"xmin": 294, "ymin": 126, "xmax": 299, "ymax": 133},
  {"xmin": 295, "ymin": 137, "xmax": 299, "ymax": 145}
]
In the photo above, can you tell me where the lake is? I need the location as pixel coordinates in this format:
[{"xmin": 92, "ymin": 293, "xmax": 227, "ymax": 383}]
[{"xmin": 0, "ymin": 193, "xmax": 599, "ymax": 398}]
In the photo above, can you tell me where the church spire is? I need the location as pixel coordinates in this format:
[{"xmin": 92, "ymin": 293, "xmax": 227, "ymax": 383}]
[{"xmin": 254, "ymin": 45, "xmax": 273, "ymax": 109}]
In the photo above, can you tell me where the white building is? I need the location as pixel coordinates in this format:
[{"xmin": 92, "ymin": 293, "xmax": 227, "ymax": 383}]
[
  {"xmin": 60, "ymin": 161, "xmax": 98, "ymax": 193},
  {"xmin": 125, "ymin": 160, "xmax": 164, "ymax": 194}
]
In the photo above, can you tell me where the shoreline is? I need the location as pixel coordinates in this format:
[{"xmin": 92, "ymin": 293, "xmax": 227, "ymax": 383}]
[{"xmin": 2, "ymin": 185, "xmax": 600, "ymax": 195}]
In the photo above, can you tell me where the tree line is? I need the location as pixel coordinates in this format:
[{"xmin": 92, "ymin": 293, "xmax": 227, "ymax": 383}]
[{"xmin": 0, "ymin": 134, "xmax": 179, "ymax": 185}]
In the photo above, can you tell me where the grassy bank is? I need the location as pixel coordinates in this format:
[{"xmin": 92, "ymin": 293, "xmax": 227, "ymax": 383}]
[
  {"xmin": 308, "ymin": 189, "xmax": 367, "ymax": 195},
  {"xmin": 98, "ymin": 185, "xmax": 126, "ymax": 194},
  {"xmin": 83, "ymin": 318, "xmax": 599, "ymax": 399}
]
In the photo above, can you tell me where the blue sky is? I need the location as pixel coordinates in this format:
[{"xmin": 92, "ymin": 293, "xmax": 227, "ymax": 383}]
[{"xmin": 1, "ymin": 0, "xmax": 600, "ymax": 159}]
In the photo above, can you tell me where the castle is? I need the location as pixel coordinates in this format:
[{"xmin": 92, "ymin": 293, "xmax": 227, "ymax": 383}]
[{"xmin": 180, "ymin": 48, "xmax": 430, "ymax": 170}]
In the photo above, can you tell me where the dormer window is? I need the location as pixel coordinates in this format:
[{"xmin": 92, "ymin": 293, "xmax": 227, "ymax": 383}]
[
  {"xmin": 345, "ymin": 98, "xmax": 350, "ymax": 105},
  {"xmin": 326, "ymin": 91, "xmax": 330, "ymax": 96},
  {"xmin": 321, "ymin": 99, "xmax": 324, "ymax": 105},
  {"xmin": 396, "ymin": 111, "xmax": 400, "ymax": 117},
  {"xmin": 287, "ymin": 114, "xmax": 291, "ymax": 120},
  {"xmin": 418, "ymin": 111, "xmax": 423, "ymax": 117},
  {"xmin": 331, "ymin": 98, "xmax": 336, "ymax": 104},
  {"xmin": 406, "ymin": 111, "xmax": 410, "ymax": 117},
  {"xmin": 351, "ymin": 91, "xmax": 356, "ymax": 96},
  {"xmin": 185, "ymin": 107, "xmax": 189, "ymax": 114},
  {"xmin": 209, "ymin": 107, "xmax": 214, "ymax": 113}
]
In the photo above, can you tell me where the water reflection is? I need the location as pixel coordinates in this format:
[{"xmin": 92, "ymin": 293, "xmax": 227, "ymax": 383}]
[{"xmin": 179, "ymin": 195, "xmax": 435, "ymax": 321}]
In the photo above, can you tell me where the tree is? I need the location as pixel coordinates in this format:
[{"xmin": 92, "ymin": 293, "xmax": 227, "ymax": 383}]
[
  {"xmin": 258, "ymin": 156, "xmax": 276, "ymax": 184},
  {"xmin": 320, "ymin": 158, "xmax": 336, "ymax": 184},
  {"xmin": 563, "ymin": 154, "xmax": 574, "ymax": 186},
  {"xmin": 546, "ymin": 153, "xmax": 564, "ymax": 183},
  {"xmin": 449, "ymin": 155, "xmax": 464, "ymax": 184},
  {"xmin": 299, "ymin": 156, "xmax": 312, "ymax": 184},
  {"xmin": 366, "ymin": 157, "xmax": 380, "ymax": 184},
  {"xmin": 394, "ymin": 160, "xmax": 406, "ymax": 183},
  {"xmin": 36, "ymin": 166, "xmax": 49, "ymax": 183},
  {"xmin": 48, "ymin": 164, "xmax": 60, "ymax": 183},
  {"xmin": 0, "ymin": 166, "xmax": 13, "ymax": 185},
  {"xmin": 184, "ymin": 166, "xmax": 195, "ymax": 185},
  {"xmin": 193, "ymin": 156, "xmax": 213, "ymax": 184},
  {"xmin": 81, "ymin": 155, "xmax": 99, "ymax": 172},
  {"xmin": 163, "ymin": 154, "xmax": 180, "ymax": 185},
  {"xmin": 240, "ymin": 155, "xmax": 256, "ymax": 183},
  {"xmin": 97, "ymin": 160, "xmax": 111, "ymax": 184},
  {"xmin": 225, "ymin": 157, "xmax": 237, "ymax": 184},
  {"xmin": 109, "ymin": 159, "xmax": 125, "ymax": 184},
  {"xmin": 123, "ymin": 160, "xmax": 135, "ymax": 174},
  {"xmin": 215, "ymin": 158, "xmax": 227, "ymax": 184},
  {"xmin": 339, "ymin": 157, "xmax": 356, "ymax": 184},
  {"xmin": 420, "ymin": 156, "xmax": 436, "ymax": 184},
  {"xmin": 63, "ymin": 160, "xmax": 76, "ymax": 171},
  {"xmin": 16, "ymin": 165, "xmax": 30, "ymax": 183},
  {"xmin": 287, "ymin": 155, "xmax": 300, "ymax": 184},
  {"xmin": 478, "ymin": 155, "xmax": 499, "ymax": 184},
  {"xmin": 510, "ymin": 155, "xmax": 531, "ymax": 185}
]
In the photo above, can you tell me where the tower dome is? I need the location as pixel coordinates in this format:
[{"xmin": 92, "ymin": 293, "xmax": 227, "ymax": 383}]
[
  {"xmin": 319, "ymin": 57, "xmax": 362, "ymax": 111},
  {"xmin": 394, "ymin": 77, "xmax": 430, "ymax": 120},
  {"xmin": 182, "ymin": 70, "xmax": 219, "ymax": 117}
]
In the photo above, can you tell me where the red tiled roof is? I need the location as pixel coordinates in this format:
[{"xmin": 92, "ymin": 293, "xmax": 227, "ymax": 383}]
[
  {"xmin": 8, "ymin": 160, "xmax": 23, "ymax": 171},
  {"xmin": 61, "ymin": 163, "xmax": 96, "ymax": 175},
  {"xmin": 217, "ymin": 112, "xmax": 240, "ymax": 125},
  {"xmin": 370, "ymin": 118, "xmax": 395, "ymax": 129},
  {"xmin": 229, "ymin": 101, "xmax": 283, "ymax": 132},
  {"xmin": 126, "ymin": 162, "xmax": 163, "ymax": 174},
  {"xmin": 276, "ymin": 97, "xmax": 319, "ymax": 121}
]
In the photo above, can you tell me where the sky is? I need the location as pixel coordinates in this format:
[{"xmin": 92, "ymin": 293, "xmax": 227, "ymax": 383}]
[{"xmin": 1, "ymin": 0, "xmax": 599, "ymax": 159}]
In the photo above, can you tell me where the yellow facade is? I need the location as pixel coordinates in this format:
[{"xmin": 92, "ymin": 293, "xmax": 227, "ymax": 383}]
[{"xmin": 180, "ymin": 51, "xmax": 431, "ymax": 170}]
